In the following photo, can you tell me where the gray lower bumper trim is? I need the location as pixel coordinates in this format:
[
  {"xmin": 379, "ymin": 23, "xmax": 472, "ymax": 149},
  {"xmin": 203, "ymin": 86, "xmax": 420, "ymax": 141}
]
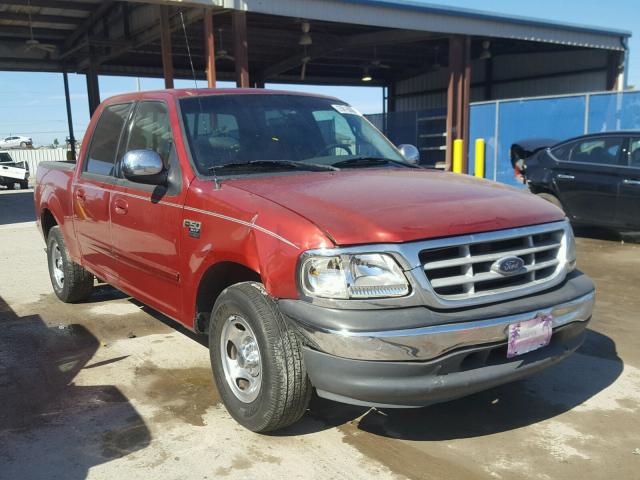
[{"xmin": 293, "ymin": 292, "xmax": 594, "ymax": 361}]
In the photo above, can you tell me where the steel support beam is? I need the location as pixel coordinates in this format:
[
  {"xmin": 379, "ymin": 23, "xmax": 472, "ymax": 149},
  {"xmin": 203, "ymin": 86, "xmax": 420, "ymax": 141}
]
[
  {"xmin": 232, "ymin": 11, "xmax": 249, "ymax": 88},
  {"xmin": 64, "ymin": 1, "xmax": 116, "ymax": 50},
  {"xmin": 159, "ymin": 6, "xmax": 174, "ymax": 89},
  {"xmin": 1, "ymin": 0, "xmax": 94, "ymax": 10},
  {"xmin": 606, "ymin": 50, "xmax": 624, "ymax": 91},
  {"xmin": 62, "ymin": 72, "xmax": 76, "ymax": 161},
  {"xmin": 204, "ymin": 9, "xmax": 217, "ymax": 88},
  {"xmin": 445, "ymin": 35, "xmax": 471, "ymax": 172},
  {"xmin": 85, "ymin": 52, "xmax": 100, "ymax": 117}
]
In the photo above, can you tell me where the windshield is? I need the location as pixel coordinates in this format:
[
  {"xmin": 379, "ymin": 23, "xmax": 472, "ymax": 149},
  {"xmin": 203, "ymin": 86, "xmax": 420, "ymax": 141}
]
[
  {"xmin": 179, "ymin": 94, "xmax": 407, "ymax": 175},
  {"xmin": 0, "ymin": 153, "xmax": 13, "ymax": 163}
]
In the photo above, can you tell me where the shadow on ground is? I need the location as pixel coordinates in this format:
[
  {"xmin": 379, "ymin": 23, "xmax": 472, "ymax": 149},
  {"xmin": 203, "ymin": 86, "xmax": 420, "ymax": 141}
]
[
  {"xmin": 574, "ymin": 225, "xmax": 640, "ymax": 243},
  {"xmin": 0, "ymin": 189, "xmax": 35, "ymax": 225},
  {"xmin": 0, "ymin": 295, "xmax": 151, "ymax": 480},
  {"xmin": 278, "ymin": 329, "xmax": 622, "ymax": 441}
]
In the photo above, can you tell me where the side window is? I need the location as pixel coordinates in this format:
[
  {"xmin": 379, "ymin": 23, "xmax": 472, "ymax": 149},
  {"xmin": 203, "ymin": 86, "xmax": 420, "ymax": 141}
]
[
  {"xmin": 571, "ymin": 137, "xmax": 623, "ymax": 166},
  {"xmin": 629, "ymin": 138, "xmax": 640, "ymax": 168},
  {"xmin": 550, "ymin": 142, "xmax": 573, "ymax": 161},
  {"xmin": 85, "ymin": 103, "xmax": 131, "ymax": 176},
  {"xmin": 125, "ymin": 101, "xmax": 175, "ymax": 166}
]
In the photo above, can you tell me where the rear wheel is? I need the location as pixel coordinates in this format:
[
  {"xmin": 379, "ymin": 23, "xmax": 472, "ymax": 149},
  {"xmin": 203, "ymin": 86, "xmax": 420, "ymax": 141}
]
[
  {"xmin": 209, "ymin": 282, "xmax": 312, "ymax": 432},
  {"xmin": 20, "ymin": 142, "xmax": 27, "ymax": 148},
  {"xmin": 47, "ymin": 226, "xmax": 94, "ymax": 303},
  {"xmin": 536, "ymin": 192, "xmax": 564, "ymax": 212},
  {"xmin": 20, "ymin": 180, "xmax": 28, "ymax": 190},
  {"xmin": 6, "ymin": 183, "xmax": 14, "ymax": 190}
]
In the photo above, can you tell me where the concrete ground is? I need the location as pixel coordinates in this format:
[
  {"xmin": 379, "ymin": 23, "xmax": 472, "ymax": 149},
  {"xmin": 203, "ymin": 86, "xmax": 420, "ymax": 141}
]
[{"xmin": 0, "ymin": 188, "xmax": 638, "ymax": 480}]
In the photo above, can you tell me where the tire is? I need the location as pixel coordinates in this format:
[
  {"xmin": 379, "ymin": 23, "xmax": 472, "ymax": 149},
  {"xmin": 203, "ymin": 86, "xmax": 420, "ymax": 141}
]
[
  {"xmin": 20, "ymin": 181, "xmax": 28, "ymax": 190},
  {"xmin": 536, "ymin": 192, "xmax": 564, "ymax": 212},
  {"xmin": 209, "ymin": 282, "xmax": 312, "ymax": 432},
  {"xmin": 6, "ymin": 183, "xmax": 14, "ymax": 190},
  {"xmin": 20, "ymin": 142, "xmax": 26, "ymax": 148},
  {"xmin": 47, "ymin": 226, "xmax": 94, "ymax": 303}
]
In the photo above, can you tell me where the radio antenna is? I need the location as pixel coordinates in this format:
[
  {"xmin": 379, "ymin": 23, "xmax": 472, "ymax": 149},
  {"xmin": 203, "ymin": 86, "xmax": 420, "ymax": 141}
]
[{"xmin": 179, "ymin": 10, "xmax": 221, "ymax": 189}]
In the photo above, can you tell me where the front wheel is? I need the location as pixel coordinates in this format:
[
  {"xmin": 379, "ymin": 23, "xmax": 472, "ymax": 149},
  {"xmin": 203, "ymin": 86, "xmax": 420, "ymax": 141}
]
[
  {"xmin": 209, "ymin": 282, "xmax": 312, "ymax": 432},
  {"xmin": 47, "ymin": 226, "xmax": 94, "ymax": 303},
  {"xmin": 20, "ymin": 180, "xmax": 28, "ymax": 190}
]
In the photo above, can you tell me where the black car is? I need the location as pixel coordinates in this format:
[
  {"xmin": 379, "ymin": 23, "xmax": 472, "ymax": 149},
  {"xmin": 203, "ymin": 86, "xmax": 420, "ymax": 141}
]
[{"xmin": 522, "ymin": 132, "xmax": 640, "ymax": 231}]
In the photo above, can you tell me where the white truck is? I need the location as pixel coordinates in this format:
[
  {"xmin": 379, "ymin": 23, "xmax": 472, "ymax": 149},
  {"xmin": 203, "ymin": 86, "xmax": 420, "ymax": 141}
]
[{"xmin": 0, "ymin": 152, "xmax": 29, "ymax": 189}]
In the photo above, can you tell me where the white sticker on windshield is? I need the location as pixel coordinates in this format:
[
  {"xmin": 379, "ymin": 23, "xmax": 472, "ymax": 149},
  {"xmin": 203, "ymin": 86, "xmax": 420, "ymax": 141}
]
[{"xmin": 332, "ymin": 104, "xmax": 362, "ymax": 116}]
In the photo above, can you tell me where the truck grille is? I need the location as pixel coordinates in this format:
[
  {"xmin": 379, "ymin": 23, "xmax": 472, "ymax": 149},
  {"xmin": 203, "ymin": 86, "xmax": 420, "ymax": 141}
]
[{"xmin": 419, "ymin": 224, "xmax": 566, "ymax": 300}]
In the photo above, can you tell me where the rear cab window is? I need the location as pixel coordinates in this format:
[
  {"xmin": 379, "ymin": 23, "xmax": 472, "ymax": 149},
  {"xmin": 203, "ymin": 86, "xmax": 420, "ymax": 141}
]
[{"xmin": 84, "ymin": 103, "xmax": 132, "ymax": 177}]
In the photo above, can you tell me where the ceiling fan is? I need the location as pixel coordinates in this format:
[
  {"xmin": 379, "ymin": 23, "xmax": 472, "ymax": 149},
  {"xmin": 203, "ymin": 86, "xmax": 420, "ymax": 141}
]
[
  {"xmin": 298, "ymin": 21, "xmax": 313, "ymax": 80},
  {"xmin": 23, "ymin": 0, "xmax": 57, "ymax": 54},
  {"xmin": 215, "ymin": 28, "xmax": 234, "ymax": 62},
  {"xmin": 364, "ymin": 46, "xmax": 391, "ymax": 70}
]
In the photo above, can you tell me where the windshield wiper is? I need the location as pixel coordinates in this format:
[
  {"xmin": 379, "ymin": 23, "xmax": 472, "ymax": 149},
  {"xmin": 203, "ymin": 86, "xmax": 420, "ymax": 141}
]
[
  {"xmin": 208, "ymin": 160, "xmax": 338, "ymax": 174},
  {"xmin": 331, "ymin": 156, "xmax": 418, "ymax": 169}
]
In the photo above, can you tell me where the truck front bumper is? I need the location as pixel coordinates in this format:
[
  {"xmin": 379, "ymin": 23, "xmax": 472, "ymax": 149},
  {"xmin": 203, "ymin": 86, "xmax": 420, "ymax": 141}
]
[{"xmin": 279, "ymin": 271, "xmax": 594, "ymax": 407}]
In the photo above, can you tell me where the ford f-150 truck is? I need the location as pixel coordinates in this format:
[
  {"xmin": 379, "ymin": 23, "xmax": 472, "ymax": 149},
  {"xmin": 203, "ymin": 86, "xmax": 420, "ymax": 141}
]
[{"xmin": 35, "ymin": 89, "xmax": 595, "ymax": 433}]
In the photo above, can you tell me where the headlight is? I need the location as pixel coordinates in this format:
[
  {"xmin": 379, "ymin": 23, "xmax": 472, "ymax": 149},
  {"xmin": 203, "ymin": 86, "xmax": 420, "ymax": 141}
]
[
  {"xmin": 565, "ymin": 223, "xmax": 576, "ymax": 271},
  {"xmin": 301, "ymin": 253, "xmax": 409, "ymax": 299}
]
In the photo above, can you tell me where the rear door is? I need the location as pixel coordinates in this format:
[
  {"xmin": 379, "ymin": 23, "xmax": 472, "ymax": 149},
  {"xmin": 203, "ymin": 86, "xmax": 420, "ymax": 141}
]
[
  {"xmin": 553, "ymin": 136, "xmax": 625, "ymax": 226},
  {"xmin": 616, "ymin": 137, "xmax": 640, "ymax": 229},
  {"xmin": 73, "ymin": 102, "xmax": 133, "ymax": 280},
  {"xmin": 109, "ymin": 100, "xmax": 185, "ymax": 319}
]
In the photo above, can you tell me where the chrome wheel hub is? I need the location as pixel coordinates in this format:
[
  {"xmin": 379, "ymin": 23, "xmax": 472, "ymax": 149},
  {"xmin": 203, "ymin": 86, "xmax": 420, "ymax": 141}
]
[
  {"xmin": 220, "ymin": 314, "xmax": 262, "ymax": 403},
  {"xmin": 51, "ymin": 241, "xmax": 64, "ymax": 289}
]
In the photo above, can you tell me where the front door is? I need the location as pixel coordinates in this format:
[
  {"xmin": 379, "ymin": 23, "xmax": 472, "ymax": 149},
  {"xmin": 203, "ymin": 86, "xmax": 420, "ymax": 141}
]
[
  {"xmin": 616, "ymin": 137, "xmax": 640, "ymax": 229},
  {"xmin": 110, "ymin": 101, "xmax": 185, "ymax": 319},
  {"xmin": 553, "ymin": 136, "xmax": 625, "ymax": 227},
  {"xmin": 73, "ymin": 102, "xmax": 132, "ymax": 280}
]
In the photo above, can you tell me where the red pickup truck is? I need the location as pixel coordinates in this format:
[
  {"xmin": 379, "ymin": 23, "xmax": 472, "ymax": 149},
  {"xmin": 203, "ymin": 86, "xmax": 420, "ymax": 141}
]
[{"xmin": 35, "ymin": 89, "xmax": 595, "ymax": 432}]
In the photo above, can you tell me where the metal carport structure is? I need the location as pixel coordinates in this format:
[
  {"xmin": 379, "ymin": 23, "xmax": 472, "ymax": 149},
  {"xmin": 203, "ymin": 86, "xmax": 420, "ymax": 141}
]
[{"xmin": 0, "ymin": 0, "xmax": 631, "ymax": 169}]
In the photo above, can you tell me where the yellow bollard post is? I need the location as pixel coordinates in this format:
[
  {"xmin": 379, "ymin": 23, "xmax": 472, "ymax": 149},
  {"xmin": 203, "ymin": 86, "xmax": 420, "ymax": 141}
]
[
  {"xmin": 474, "ymin": 138, "xmax": 485, "ymax": 178},
  {"xmin": 452, "ymin": 139, "xmax": 463, "ymax": 173}
]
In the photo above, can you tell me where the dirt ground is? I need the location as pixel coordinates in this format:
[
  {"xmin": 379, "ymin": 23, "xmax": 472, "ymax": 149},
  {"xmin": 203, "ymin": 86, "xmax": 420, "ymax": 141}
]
[{"xmin": 0, "ymin": 188, "xmax": 639, "ymax": 480}]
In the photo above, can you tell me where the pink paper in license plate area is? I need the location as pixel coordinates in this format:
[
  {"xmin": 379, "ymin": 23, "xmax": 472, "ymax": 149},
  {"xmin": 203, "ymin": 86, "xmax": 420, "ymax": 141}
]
[{"xmin": 507, "ymin": 314, "xmax": 553, "ymax": 358}]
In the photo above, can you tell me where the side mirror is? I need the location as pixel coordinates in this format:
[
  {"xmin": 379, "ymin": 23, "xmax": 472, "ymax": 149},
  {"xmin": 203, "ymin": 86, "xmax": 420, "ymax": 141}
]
[
  {"xmin": 398, "ymin": 144, "xmax": 420, "ymax": 165},
  {"xmin": 122, "ymin": 150, "xmax": 166, "ymax": 185}
]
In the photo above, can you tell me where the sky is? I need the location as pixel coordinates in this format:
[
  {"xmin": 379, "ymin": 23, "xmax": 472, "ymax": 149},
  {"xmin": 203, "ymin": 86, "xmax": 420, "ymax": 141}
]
[{"xmin": 0, "ymin": 0, "xmax": 637, "ymax": 146}]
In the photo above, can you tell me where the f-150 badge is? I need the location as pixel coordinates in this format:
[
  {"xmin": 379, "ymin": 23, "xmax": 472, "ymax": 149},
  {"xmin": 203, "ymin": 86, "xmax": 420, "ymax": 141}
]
[{"xmin": 183, "ymin": 219, "xmax": 201, "ymax": 238}]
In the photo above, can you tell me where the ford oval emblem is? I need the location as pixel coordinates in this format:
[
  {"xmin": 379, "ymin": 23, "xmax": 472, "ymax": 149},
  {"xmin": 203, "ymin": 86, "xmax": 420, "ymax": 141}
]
[{"xmin": 491, "ymin": 256, "xmax": 525, "ymax": 276}]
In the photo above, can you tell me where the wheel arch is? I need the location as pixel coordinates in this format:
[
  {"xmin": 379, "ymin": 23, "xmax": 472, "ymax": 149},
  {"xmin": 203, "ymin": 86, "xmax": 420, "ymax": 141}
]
[
  {"xmin": 41, "ymin": 207, "xmax": 59, "ymax": 240},
  {"xmin": 193, "ymin": 261, "xmax": 262, "ymax": 334}
]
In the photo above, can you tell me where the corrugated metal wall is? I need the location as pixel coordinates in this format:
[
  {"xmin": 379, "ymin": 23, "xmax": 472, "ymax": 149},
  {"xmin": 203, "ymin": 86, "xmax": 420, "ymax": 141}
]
[
  {"xmin": 394, "ymin": 49, "xmax": 609, "ymax": 111},
  {"xmin": 4, "ymin": 149, "xmax": 68, "ymax": 175}
]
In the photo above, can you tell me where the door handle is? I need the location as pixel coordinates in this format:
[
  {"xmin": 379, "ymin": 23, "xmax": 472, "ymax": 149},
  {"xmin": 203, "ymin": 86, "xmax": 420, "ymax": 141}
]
[
  {"xmin": 623, "ymin": 179, "xmax": 640, "ymax": 186},
  {"xmin": 556, "ymin": 174, "xmax": 575, "ymax": 180},
  {"xmin": 114, "ymin": 198, "xmax": 128, "ymax": 215}
]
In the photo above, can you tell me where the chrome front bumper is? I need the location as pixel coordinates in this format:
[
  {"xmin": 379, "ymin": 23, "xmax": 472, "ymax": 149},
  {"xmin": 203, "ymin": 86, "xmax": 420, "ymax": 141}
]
[{"xmin": 290, "ymin": 291, "xmax": 594, "ymax": 362}]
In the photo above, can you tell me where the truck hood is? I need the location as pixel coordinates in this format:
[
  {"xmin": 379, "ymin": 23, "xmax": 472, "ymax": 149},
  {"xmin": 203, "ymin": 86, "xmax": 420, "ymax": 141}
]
[{"xmin": 228, "ymin": 169, "xmax": 565, "ymax": 246}]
